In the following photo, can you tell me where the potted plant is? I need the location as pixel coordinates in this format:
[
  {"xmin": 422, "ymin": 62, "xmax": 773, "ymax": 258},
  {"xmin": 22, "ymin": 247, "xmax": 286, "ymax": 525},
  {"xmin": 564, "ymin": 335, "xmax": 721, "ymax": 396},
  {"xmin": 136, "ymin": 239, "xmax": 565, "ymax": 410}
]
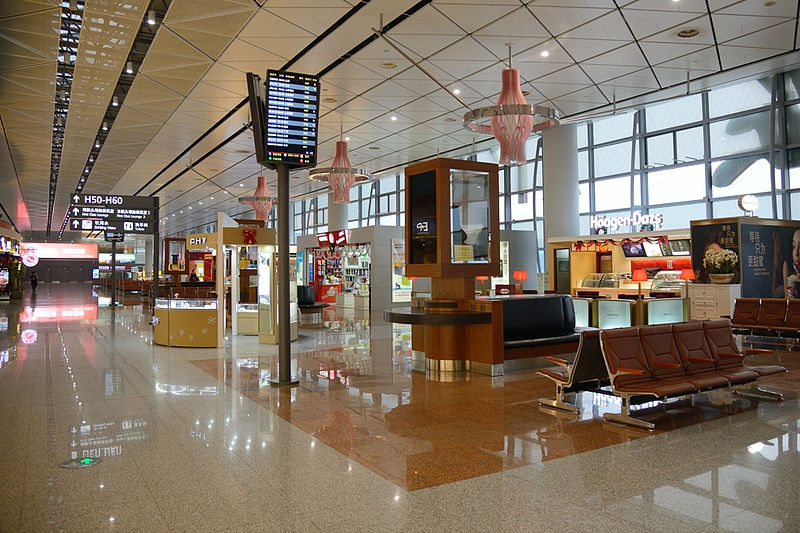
[{"xmin": 703, "ymin": 248, "xmax": 738, "ymax": 284}]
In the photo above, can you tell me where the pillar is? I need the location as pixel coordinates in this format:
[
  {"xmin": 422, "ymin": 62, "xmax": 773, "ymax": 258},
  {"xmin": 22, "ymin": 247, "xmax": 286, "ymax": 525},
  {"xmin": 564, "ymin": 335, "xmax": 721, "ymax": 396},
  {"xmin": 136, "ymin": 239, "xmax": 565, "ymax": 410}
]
[
  {"xmin": 542, "ymin": 123, "xmax": 580, "ymax": 239},
  {"xmin": 327, "ymin": 192, "xmax": 348, "ymax": 231}
]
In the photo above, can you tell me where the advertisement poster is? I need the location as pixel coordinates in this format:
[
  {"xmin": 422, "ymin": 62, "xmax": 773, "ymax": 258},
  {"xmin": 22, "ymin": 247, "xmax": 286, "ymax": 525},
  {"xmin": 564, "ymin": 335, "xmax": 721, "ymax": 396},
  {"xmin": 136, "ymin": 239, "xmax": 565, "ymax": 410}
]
[
  {"xmin": 740, "ymin": 221, "xmax": 800, "ymax": 298},
  {"xmin": 690, "ymin": 221, "xmax": 740, "ymax": 284},
  {"xmin": 391, "ymin": 239, "xmax": 411, "ymax": 303}
]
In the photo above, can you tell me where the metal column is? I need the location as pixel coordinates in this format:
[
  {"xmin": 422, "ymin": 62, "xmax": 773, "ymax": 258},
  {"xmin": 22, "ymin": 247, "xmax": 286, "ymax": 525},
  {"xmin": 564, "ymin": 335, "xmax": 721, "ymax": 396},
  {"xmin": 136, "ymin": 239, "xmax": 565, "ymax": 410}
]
[{"xmin": 272, "ymin": 163, "xmax": 297, "ymax": 386}]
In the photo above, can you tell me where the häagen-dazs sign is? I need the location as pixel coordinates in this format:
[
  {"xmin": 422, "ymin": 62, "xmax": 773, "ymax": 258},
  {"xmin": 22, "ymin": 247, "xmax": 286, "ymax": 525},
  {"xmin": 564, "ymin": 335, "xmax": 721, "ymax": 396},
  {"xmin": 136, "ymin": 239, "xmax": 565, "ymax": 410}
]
[{"xmin": 590, "ymin": 211, "xmax": 664, "ymax": 232}]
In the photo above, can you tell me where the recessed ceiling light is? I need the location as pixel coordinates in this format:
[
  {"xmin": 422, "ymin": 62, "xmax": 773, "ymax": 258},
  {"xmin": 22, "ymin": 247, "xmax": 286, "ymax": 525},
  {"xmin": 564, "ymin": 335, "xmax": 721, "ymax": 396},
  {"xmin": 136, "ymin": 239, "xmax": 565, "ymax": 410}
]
[
  {"xmin": 677, "ymin": 28, "xmax": 699, "ymax": 38},
  {"xmin": 390, "ymin": 116, "xmax": 398, "ymax": 121},
  {"xmin": 188, "ymin": 206, "xmax": 192, "ymax": 209},
  {"xmin": 180, "ymin": 210, "xmax": 183, "ymax": 214},
  {"xmin": 125, "ymin": 61, "xmax": 133, "ymax": 74},
  {"xmin": 540, "ymin": 50, "xmax": 550, "ymax": 58},
  {"xmin": 198, "ymin": 202, "xmax": 202, "ymax": 205},
  {"xmin": 210, "ymin": 196, "xmax": 214, "ymax": 200},
  {"xmin": 147, "ymin": 9, "xmax": 155, "ymax": 25},
  {"xmin": 368, "ymin": 146, "xmax": 380, "ymax": 150},
  {"xmin": 452, "ymin": 88, "xmax": 461, "ymax": 95},
  {"xmin": 239, "ymin": 183, "xmax": 244, "ymax": 186},
  {"xmin": 344, "ymin": 136, "xmax": 350, "ymax": 141},
  {"xmin": 381, "ymin": 62, "xmax": 397, "ymax": 69}
]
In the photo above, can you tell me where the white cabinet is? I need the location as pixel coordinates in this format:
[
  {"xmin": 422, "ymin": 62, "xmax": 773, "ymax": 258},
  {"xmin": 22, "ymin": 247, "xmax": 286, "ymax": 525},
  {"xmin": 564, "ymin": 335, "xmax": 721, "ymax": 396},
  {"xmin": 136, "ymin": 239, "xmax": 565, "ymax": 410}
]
[{"xmin": 688, "ymin": 284, "xmax": 741, "ymax": 320}]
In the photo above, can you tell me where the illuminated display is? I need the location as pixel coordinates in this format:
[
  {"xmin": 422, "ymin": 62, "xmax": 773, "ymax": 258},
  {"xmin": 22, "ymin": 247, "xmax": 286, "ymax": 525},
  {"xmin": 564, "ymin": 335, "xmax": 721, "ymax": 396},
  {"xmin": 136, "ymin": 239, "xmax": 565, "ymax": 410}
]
[
  {"xmin": 265, "ymin": 70, "xmax": 319, "ymax": 168},
  {"xmin": 20, "ymin": 242, "xmax": 98, "ymax": 260}
]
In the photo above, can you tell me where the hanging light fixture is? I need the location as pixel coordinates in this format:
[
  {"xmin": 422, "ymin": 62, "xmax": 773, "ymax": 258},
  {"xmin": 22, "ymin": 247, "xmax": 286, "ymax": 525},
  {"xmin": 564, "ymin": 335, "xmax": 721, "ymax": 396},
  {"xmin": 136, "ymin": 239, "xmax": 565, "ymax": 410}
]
[
  {"xmin": 308, "ymin": 126, "xmax": 371, "ymax": 203},
  {"xmin": 238, "ymin": 175, "xmax": 276, "ymax": 220},
  {"xmin": 463, "ymin": 45, "xmax": 559, "ymax": 166}
]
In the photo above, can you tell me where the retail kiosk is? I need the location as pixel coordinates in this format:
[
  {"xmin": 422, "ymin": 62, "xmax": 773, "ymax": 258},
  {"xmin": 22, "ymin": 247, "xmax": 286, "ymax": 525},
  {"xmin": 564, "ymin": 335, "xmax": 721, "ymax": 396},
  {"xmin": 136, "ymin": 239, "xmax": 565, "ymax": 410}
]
[{"xmin": 297, "ymin": 225, "xmax": 406, "ymax": 311}]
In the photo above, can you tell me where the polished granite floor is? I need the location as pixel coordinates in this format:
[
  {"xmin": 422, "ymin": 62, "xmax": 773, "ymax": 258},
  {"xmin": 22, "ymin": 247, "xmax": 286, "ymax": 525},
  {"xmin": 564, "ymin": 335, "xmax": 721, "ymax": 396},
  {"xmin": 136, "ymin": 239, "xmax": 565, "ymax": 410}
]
[{"xmin": 1, "ymin": 283, "xmax": 799, "ymax": 532}]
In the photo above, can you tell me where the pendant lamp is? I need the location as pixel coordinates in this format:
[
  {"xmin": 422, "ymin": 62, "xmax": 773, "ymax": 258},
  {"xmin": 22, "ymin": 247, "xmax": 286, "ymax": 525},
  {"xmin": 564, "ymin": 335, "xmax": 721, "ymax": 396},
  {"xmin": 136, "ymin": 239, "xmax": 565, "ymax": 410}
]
[
  {"xmin": 464, "ymin": 46, "xmax": 559, "ymax": 166},
  {"xmin": 238, "ymin": 175, "xmax": 276, "ymax": 220},
  {"xmin": 308, "ymin": 128, "xmax": 371, "ymax": 203}
]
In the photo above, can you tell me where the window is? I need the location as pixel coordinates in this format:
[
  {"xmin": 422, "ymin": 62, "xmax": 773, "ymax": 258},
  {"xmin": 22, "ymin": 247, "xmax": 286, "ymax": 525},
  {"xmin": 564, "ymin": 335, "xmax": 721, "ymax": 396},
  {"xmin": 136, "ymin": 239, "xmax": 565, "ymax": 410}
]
[
  {"xmin": 646, "ymin": 94, "xmax": 702, "ymax": 131},
  {"xmin": 709, "ymin": 112, "xmax": 769, "ymax": 158},
  {"xmin": 593, "ymin": 112, "xmax": 634, "ymax": 144},
  {"xmin": 709, "ymin": 78, "xmax": 771, "ymax": 118},
  {"xmin": 595, "ymin": 176, "xmax": 631, "ymax": 211},
  {"xmin": 711, "ymin": 157, "xmax": 771, "ymax": 197},
  {"xmin": 594, "ymin": 142, "xmax": 632, "ymax": 177},
  {"xmin": 648, "ymin": 165, "xmax": 706, "ymax": 204}
]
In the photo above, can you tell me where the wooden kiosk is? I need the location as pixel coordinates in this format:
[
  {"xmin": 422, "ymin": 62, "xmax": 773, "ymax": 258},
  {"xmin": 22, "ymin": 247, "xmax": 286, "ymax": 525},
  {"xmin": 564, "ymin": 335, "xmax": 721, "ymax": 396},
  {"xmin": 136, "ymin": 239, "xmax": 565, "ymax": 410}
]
[{"xmin": 384, "ymin": 158, "xmax": 502, "ymax": 375}]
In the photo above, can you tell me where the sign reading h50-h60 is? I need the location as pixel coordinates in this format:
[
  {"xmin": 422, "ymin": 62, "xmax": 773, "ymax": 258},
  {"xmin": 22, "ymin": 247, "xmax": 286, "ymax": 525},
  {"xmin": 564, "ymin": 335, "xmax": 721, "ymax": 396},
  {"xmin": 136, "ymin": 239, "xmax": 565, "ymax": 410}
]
[{"xmin": 71, "ymin": 194, "xmax": 157, "ymax": 211}]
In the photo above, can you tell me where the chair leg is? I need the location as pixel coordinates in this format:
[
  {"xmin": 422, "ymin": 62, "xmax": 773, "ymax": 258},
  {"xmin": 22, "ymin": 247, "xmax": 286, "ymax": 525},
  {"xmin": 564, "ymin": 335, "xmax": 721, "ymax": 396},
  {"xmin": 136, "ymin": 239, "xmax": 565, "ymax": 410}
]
[
  {"xmin": 539, "ymin": 384, "xmax": 579, "ymax": 414},
  {"xmin": 603, "ymin": 396, "xmax": 655, "ymax": 431},
  {"xmin": 733, "ymin": 385, "xmax": 783, "ymax": 401}
]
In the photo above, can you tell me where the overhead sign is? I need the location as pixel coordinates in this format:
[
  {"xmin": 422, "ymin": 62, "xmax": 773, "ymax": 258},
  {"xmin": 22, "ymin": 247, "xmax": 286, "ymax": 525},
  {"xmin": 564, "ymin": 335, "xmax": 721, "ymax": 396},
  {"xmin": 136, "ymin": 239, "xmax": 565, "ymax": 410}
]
[
  {"xmin": 104, "ymin": 231, "xmax": 124, "ymax": 242},
  {"xmin": 265, "ymin": 69, "xmax": 320, "ymax": 168},
  {"xmin": 186, "ymin": 233, "xmax": 217, "ymax": 251},
  {"xmin": 70, "ymin": 218, "xmax": 153, "ymax": 233},
  {"xmin": 69, "ymin": 194, "xmax": 158, "ymax": 234},
  {"xmin": 20, "ymin": 243, "xmax": 98, "ymax": 260}
]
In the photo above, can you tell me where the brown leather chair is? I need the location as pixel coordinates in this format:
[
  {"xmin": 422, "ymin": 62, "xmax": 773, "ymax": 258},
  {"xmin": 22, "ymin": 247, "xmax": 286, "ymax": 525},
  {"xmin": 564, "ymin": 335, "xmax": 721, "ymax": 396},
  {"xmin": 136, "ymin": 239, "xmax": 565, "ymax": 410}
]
[
  {"xmin": 702, "ymin": 319, "xmax": 785, "ymax": 381},
  {"xmin": 672, "ymin": 322, "xmax": 731, "ymax": 389},
  {"xmin": 576, "ymin": 290, "xmax": 599, "ymax": 298},
  {"xmin": 782, "ymin": 299, "xmax": 800, "ymax": 336},
  {"xmin": 752, "ymin": 298, "xmax": 787, "ymax": 334},
  {"xmin": 730, "ymin": 298, "xmax": 760, "ymax": 329}
]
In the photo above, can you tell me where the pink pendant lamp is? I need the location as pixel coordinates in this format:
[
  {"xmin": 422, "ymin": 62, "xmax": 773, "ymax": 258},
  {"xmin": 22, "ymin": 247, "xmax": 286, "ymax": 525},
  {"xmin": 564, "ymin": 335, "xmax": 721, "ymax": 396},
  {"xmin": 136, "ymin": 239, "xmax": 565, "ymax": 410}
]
[
  {"xmin": 308, "ymin": 127, "xmax": 371, "ymax": 203},
  {"xmin": 238, "ymin": 175, "xmax": 275, "ymax": 220},
  {"xmin": 464, "ymin": 46, "xmax": 559, "ymax": 166},
  {"xmin": 329, "ymin": 140, "xmax": 357, "ymax": 203}
]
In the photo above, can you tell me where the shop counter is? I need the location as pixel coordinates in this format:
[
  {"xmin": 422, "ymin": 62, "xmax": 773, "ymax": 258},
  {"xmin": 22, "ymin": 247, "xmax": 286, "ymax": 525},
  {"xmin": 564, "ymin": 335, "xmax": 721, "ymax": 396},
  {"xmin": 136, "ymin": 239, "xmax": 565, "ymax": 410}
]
[
  {"xmin": 317, "ymin": 283, "xmax": 340, "ymax": 304},
  {"xmin": 335, "ymin": 292, "xmax": 371, "ymax": 309},
  {"xmin": 154, "ymin": 298, "xmax": 218, "ymax": 348},
  {"xmin": 236, "ymin": 303, "xmax": 258, "ymax": 335}
]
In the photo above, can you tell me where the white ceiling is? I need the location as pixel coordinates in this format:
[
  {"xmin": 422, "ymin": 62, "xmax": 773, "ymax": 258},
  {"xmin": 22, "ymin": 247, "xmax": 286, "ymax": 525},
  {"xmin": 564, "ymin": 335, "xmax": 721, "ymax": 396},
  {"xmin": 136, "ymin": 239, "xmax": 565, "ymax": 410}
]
[{"xmin": 1, "ymin": 0, "xmax": 799, "ymax": 238}]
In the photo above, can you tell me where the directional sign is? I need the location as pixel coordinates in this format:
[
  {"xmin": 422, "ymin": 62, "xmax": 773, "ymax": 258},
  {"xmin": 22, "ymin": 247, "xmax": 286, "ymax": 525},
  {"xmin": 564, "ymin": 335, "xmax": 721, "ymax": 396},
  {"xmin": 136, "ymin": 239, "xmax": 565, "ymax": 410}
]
[
  {"xmin": 61, "ymin": 457, "xmax": 101, "ymax": 469},
  {"xmin": 70, "ymin": 218, "xmax": 154, "ymax": 233},
  {"xmin": 71, "ymin": 194, "xmax": 157, "ymax": 211}
]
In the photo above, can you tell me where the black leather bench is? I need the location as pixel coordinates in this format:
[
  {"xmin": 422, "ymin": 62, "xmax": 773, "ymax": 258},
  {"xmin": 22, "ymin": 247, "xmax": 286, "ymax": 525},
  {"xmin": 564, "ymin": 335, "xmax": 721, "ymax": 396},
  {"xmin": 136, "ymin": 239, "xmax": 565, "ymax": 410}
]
[{"xmin": 501, "ymin": 294, "xmax": 589, "ymax": 359}]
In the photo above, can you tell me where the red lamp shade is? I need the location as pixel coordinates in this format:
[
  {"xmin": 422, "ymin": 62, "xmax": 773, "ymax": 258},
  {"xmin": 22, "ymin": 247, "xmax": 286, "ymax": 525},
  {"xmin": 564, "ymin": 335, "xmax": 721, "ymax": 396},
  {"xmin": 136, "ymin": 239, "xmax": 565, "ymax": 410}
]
[
  {"xmin": 513, "ymin": 270, "xmax": 528, "ymax": 281},
  {"xmin": 476, "ymin": 275, "xmax": 489, "ymax": 281},
  {"xmin": 631, "ymin": 269, "xmax": 647, "ymax": 282},
  {"xmin": 680, "ymin": 269, "xmax": 695, "ymax": 281}
]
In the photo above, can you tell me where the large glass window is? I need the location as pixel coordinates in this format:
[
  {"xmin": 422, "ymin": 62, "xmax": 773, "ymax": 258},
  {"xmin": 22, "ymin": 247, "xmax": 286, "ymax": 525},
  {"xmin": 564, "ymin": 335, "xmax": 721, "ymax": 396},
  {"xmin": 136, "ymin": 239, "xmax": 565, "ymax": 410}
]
[
  {"xmin": 648, "ymin": 165, "xmax": 706, "ymax": 204},
  {"xmin": 595, "ymin": 177, "xmax": 631, "ymax": 211},
  {"xmin": 709, "ymin": 78, "xmax": 771, "ymax": 118},
  {"xmin": 593, "ymin": 112, "xmax": 634, "ymax": 144},
  {"xmin": 646, "ymin": 94, "xmax": 702, "ymax": 131},
  {"xmin": 709, "ymin": 111, "xmax": 770, "ymax": 158},
  {"xmin": 711, "ymin": 157, "xmax": 772, "ymax": 197},
  {"xmin": 594, "ymin": 142, "xmax": 632, "ymax": 177}
]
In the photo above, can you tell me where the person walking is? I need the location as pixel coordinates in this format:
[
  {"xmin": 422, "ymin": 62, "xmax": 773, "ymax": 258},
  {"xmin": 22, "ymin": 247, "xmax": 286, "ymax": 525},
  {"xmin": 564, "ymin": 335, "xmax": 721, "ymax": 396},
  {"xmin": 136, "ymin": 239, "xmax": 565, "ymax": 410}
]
[{"xmin": 30, "ymin": 271, "xmax": 38, "ymax": 293}]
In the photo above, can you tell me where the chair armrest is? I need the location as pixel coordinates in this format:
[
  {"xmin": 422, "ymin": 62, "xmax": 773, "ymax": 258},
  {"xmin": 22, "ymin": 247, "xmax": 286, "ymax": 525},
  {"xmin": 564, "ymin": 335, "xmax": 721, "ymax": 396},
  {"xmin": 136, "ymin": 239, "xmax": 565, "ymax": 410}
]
[
  {"xmin": 617, "ymin": 367, "xmax": 646, "ymax": 375},
  {"xmin": 689, "ymin": 357, "xmax": 715, "ymax": 364},
  {"xmin": 720, "ymin": 315, "xmax": 731, "ymax": 319},
  {"xmin": 718, "ymin": 352, "xmax": 744, "ymax": 359},
  {"xmin": 545, "ymin": 356, "xmax": 570, "ymax": 368},
  {"xmin": 654, "ymin": 362, "xmax": 682, "ymax": 369},
  {"xmin": 744, "ymin": 348, "xmax": 772, "ymax": 355}
]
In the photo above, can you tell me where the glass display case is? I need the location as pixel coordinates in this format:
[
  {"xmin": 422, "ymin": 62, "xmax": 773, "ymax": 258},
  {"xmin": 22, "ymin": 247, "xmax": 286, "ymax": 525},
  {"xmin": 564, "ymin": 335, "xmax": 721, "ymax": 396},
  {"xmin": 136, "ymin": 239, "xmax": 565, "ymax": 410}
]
[
  {"xmin": 580, "ymin": 273, "xmax": 623, "ymax": 288},
  {"xmin": 236, "ymin": 302, "xmax": 258, "ymax": 335},
  {"xmin": 450, "ymin": 169, "xmax": 490, "ymax": 264},
  {"xmin": 153, "ymin": 298, "xmax": 218, "ymax": 347},
  {"xmin": 650, "ymin": 270, "xmax": 685, "ymax": 291},
  {"xmin": 257, "ymin": 245, "xmax": 299, "ymax": 344}
]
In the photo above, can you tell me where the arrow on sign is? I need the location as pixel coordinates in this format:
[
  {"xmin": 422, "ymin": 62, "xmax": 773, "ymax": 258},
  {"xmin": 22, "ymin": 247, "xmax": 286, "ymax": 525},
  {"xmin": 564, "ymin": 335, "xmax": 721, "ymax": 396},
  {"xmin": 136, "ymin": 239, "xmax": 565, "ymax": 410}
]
[
  {"xmin": 72, "ymin": 207, "xmax": 79, "ymax": 216},
  {"xmin": 71, "ymin": 440, "xmax": 76, "ymax": 447},
  {"xmin": 71, "ymin": 427, "xmax": 77, "ymax": 434},
  {"xmin": 71, "ymin": 220, "xmax": 79, "ymax": 229},
  {"xmin": 73, "ymin": 194, "xmax": 80, "ymax": 203}
]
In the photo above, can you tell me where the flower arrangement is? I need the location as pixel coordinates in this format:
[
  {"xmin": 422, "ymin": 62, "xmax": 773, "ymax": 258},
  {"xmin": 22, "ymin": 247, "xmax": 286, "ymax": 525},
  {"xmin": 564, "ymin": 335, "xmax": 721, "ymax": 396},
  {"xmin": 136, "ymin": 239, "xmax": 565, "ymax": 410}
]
[{"xmin": 703, "ymin": 248, "xmax": 738, "ymax": 274}]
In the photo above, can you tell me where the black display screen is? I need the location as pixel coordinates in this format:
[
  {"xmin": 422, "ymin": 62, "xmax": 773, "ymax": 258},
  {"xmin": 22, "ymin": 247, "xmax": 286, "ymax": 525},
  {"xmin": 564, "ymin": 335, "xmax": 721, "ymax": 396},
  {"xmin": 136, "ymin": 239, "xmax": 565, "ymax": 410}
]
[
  {"xmin": 265, "ymin": 69, "xmax": 319, "ymax": 168},
  {"xmin": 409, "ymin": 170, "xmax": 437, "ymax": 264}
]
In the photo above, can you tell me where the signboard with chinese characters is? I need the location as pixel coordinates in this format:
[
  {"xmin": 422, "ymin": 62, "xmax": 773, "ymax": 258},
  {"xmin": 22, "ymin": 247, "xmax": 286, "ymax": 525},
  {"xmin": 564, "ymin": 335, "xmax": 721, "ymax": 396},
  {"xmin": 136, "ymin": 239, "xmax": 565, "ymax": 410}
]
[
  {"xmin": 68, "ymin": 193, "xmax": 158, "ymax": 234},
  {"xmin": 690, "ymin": 220, "xmax": 740, "ymax": 284},
  {"xmin": 740, "ymin": 220, "xmax": 800, "ymax": 298}
]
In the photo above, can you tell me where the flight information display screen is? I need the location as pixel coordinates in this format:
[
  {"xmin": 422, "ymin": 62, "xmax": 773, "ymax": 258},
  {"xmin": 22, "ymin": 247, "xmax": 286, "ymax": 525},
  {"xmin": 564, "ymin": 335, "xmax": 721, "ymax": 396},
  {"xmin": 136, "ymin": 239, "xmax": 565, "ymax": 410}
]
[{"xmin": 265, "ymin": 69, "xmax": 319, "ymax": 168}]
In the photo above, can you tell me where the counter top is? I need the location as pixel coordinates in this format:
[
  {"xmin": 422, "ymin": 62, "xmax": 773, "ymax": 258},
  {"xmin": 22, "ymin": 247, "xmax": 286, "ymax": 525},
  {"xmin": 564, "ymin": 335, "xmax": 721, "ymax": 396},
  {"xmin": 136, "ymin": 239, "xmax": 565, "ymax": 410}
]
[{"xmin": 384, "ymin": 307, "xmax": 492, "ymax": 326}]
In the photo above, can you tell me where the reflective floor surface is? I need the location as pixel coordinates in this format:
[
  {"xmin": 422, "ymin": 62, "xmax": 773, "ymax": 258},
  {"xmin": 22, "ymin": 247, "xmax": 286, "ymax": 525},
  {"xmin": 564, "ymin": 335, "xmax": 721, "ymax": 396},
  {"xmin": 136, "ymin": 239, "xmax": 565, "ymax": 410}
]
[{"xmin": 1, "ymin": 283, "xmax": 799, "ymax": 532}]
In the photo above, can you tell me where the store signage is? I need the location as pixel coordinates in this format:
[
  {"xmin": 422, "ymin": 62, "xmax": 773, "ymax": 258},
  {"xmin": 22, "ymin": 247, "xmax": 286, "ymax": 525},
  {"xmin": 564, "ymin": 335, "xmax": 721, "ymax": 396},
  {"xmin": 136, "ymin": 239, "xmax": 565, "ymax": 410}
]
[
  {"xmin": 22, "ymin": 251, "xmax": 38, "ymax": 267},
  {"xmin": 186, "ymin": 233, "xmax": 217, "ymax": 250},
  {"xmin": 20, "ymin": 243, "xmax": 98, "ymax": 260},
  {"xmin": 21, "ymin": 329, "xmax": 37, "ymax": 344},
  {"xmin": 411, "ymin": 217, "xmax": 436, "ymax": 236},
  {"xmin": 317, "ymin": 229, "xmax": 347, "ymax": 247},
  {"xmin": 590, "ymin": 212, "xmax": 663, "ymax": 231},
  {"xmin": 0, "ymin": 236, "xmax": 19, "ymax": 254}
]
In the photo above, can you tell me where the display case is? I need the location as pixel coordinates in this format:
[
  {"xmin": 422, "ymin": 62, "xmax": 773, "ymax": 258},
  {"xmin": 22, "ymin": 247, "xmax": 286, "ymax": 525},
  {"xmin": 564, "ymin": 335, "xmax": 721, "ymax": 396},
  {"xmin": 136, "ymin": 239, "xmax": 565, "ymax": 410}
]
[
  {"xmin": 580, "ymin": 272, "xmax": 624, "ymax": 288},
  {"xmin": 650, "ymin": 270, "xmax": 684, "ymax": 292},
  {"xmin": 257, "ymin": 246, "xmax": 299, "ymax": 344},
  {"xmin": 153, "ymin": 298, "xmax": 218, "ymax": 347},
  {"xmin": 236, "ymin": 303, "xmax": 258, "ymax": 335}
]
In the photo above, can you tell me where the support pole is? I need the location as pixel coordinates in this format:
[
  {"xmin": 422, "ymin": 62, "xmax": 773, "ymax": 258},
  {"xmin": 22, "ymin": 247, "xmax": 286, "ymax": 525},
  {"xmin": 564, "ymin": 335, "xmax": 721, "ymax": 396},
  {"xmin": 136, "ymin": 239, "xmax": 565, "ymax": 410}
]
[
  {"xmin": 272, "ymin": 163, "xmax": 297, "ymax": 386},
  {"xmin": 111, "ymin": 240, "xmax": 117, "ymax": 307}
]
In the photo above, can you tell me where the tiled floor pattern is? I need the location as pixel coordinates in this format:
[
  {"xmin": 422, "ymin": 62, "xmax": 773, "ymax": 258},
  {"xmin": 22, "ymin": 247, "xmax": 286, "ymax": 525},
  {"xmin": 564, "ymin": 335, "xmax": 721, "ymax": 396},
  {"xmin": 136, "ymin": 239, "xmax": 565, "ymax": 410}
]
[{"xmin": 0, "ymin": 284, "xmax": 798, "ymax": 532}]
